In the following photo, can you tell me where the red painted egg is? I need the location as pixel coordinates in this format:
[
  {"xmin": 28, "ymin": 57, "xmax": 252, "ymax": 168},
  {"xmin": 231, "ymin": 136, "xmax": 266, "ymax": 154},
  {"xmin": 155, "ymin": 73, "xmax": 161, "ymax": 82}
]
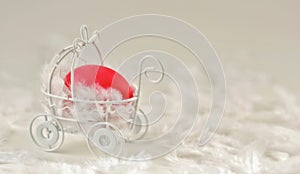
[{"xmin": 64, "ymin": 65, "xmax": 134, "ymax": 99}]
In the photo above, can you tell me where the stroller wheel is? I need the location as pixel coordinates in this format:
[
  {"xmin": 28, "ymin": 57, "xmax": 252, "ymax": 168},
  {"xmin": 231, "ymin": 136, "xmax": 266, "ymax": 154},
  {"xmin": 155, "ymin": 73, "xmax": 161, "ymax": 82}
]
[
  {"xmin": 29, "ymin": 113, "xmax": 64, "ymax": 151},
  {"xmin": 87, "ymin": 122, "xmax": 125, "ymax": 157}
]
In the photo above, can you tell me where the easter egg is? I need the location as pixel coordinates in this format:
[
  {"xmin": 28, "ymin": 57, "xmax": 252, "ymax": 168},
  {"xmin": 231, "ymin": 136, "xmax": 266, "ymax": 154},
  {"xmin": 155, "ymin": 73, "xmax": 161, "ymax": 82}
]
[{"xmin": 64, "ymin": 65, "xmax": 134, "ymax": 99}]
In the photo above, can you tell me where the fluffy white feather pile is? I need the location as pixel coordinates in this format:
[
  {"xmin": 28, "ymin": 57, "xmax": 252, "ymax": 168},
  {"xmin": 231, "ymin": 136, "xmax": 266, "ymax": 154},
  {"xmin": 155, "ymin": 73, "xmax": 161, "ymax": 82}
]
[
  {"xmin": 0, "ymin": 60, "xmax": 300, "ymax": 173},
  {"xmin": 62, "ymin": 83, "xmax": 134, "ymax": 130}
]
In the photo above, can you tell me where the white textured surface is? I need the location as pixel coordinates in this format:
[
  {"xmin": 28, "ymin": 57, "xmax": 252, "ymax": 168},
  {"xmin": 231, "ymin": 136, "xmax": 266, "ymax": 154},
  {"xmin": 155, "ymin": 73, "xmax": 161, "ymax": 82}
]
[{"xmin": 1, "ymin": 60, "xmax": 300, "ymax": 173}]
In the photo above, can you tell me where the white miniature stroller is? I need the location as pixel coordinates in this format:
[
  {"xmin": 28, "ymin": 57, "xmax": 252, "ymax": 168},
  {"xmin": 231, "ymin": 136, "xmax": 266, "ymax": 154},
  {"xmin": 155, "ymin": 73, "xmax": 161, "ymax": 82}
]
[{"xmin": 29, "ymin": 25, "xmax": 164, "ymax": 156}]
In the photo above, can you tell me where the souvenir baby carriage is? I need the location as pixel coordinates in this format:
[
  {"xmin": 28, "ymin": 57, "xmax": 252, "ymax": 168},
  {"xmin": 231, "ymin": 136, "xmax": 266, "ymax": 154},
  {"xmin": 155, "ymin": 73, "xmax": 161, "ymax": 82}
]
[
  {"xmin": 29, "ymin": 25, "xmax": 162, "ymax": 156},
  {"xmin": 29, "ymin": 15, "xmax": 225, "ymax": 160}
]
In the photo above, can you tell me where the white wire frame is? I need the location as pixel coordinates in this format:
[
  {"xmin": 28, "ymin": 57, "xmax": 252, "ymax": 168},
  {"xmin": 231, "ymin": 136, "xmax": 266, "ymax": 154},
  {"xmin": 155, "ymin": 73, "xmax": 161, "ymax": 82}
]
[
  {"xmin": 43, "ymin": 25, "xmax": 165, "ymax": 127},
  {"xmin": 44, "ymin": 26, "xmax": 140, "ymax": 124}
]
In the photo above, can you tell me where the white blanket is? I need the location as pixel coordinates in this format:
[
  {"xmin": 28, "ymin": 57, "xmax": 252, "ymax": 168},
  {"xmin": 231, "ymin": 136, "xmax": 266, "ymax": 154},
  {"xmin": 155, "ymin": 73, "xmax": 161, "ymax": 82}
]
[{"xmin": 1, "ymin": 61, "xmax": 299, "ymax": 174}]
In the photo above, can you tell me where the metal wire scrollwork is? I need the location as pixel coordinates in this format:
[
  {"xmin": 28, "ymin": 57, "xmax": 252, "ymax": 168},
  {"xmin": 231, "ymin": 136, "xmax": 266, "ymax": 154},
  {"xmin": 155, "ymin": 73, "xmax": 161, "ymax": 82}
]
[
  {"xmin": 133, "ymin": 55, "xmax": 165, "ymax": 114},
  {"xmin": 121, "ymin": 55, "xmax": 165, "ymax": 140}
]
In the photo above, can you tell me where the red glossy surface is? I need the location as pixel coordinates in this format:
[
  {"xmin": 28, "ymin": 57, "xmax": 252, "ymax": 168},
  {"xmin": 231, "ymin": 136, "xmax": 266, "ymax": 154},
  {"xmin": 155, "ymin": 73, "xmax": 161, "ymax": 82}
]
[{"xmin": 64, "ymin": 65, "xmax": 134, "ymax": 99}]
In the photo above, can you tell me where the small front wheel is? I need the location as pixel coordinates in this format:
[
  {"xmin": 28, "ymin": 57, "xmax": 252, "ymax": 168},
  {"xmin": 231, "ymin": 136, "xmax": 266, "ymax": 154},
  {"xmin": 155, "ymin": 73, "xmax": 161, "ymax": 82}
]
[{"xmin": 29, "ymin": 113, "xmax": 64, "ymax": 151}]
